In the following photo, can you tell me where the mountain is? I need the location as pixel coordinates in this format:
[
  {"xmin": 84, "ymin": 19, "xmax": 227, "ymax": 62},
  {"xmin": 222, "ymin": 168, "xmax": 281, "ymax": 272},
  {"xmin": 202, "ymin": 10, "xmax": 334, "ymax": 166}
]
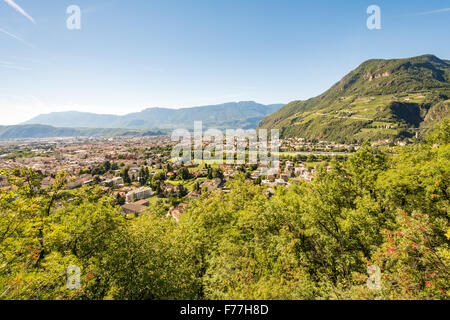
[
  {"xmin": 0, "ymin": 124, "xmax": 167, "ymax": 140},
  {"xmin": 24, "ymin": 101, "xmax": 284, "ymax": 130},
  {"xmin": 23, "ymin": 112, "xmax": 122, "ymax": 129},
  {"xmin": 259, "ymin": 54, "xmax": 450, "ymax": 143}
]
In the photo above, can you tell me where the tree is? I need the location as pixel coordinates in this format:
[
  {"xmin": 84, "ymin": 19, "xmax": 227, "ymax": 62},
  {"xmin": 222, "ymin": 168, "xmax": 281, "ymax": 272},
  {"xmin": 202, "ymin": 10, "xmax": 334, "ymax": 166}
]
[
  {"xmin": 115, "ymin": 193, "xmax": 126, "ymax": 206},
  {"xmin": 177, "ymin": 184, "xmax": 187, "ymax": 198},
  {"xmin": 103, "ymin": 161, "xmax": 111, "ymax": 172},
  {"xmin": 120, "ymin": 167, "xmax": 131, "ymax": 185},
  {"xmin": 427, "ymin": 119, "xmax": 450, "ymax": 145},
  {"xmin": 213, "ymin": 168, "xmax": 224, "ymax": 180},
  {"xmin": 193, "ymin": 182, "xmax": 200, "ymax": 192},
  {"xmin": 139, "ymin": 166, "xmax": 150, "ymax": 186},
  {"xmin": 101, "ymin": 215, "xmax": 201, "ymax": 299},
  {"xmin": 178, "ymin": 167, "xmax": 190, "ymax": 181},
  {"xmin": 93, "ymin": 176, "xmax": 101, "ymax": 185},
  {"xmin": 0, "ymin": 168, "xmax": 123, "ymax": 299},
  {"xmin": 207, "ymin": 168, "xmax": 213, "ymax": 180},
  {"xmin": 1, "ymin": 120, "xmax": 449, "ymax": 300}
]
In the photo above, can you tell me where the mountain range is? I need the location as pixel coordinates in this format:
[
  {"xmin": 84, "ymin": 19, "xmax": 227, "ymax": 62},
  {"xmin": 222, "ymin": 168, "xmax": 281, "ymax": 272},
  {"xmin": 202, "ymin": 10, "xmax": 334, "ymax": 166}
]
[
  {"xmin": 24, "ymin": 101, "xmax": 284, "ymax": 130},
  {"xmin": 5, "ymin": 55, "xmax": 450, "ymax": 142},
  {"xmin": 259, "ymin": 54, "xmax": 450, "ymax": 143},
  {"xmin": 0, "ymin": 125, "xmax": 167, "ymax": 140}
]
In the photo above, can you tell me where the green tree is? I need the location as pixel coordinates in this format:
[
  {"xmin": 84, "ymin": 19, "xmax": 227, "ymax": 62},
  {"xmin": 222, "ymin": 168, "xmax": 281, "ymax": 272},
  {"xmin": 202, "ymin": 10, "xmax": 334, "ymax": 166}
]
[
  {"xmin": 0, "ymin": 168, "xmax": 123, "ymax": 299},
  {"xmin": 120, "ymin": 167, "xmax": 131, "ymax": 185}
]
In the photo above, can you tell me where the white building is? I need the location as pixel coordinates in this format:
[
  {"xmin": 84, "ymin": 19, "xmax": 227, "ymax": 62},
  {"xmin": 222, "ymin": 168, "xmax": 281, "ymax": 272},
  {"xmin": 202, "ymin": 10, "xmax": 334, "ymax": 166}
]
[
  {"xmin": 126, "ymin": 187, "xmax": 153, "ymax": 203},
  {"xmin": 103, "ymin": 177, "xmax": 124, "ymax": 187},
  {"xmin": 274, "ymin": 179, "xmax": 288, "ymax": 186}
]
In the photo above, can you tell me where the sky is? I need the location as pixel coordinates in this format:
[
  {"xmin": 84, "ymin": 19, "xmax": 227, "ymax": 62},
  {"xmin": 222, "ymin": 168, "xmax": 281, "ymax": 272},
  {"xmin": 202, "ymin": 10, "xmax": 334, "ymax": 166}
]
[{"xmin": 0, "ymin": 0, "xmax": 449, "ymax": 125}]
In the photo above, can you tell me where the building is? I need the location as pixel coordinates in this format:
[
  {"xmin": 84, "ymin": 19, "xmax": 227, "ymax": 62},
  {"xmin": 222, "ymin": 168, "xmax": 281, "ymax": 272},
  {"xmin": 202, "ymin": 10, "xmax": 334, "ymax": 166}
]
[
  {"xmin": 103, "ymin": 177, "xmax": 124, "ymax": 187},
  {"xmin": 121, "ymin": 203, "xmax": 147, "ymax": 217},
  {"xmin": 67, "ymin": 174, "xmax": 93, "ymax": 189},
  {"xmin": 204, "ymin": 178, "xmax": 222, "ymax": 191},
  {"xmin": 184, "ymin": 162, "xmax": 199, "ymax": 168},
  {"xmin": 186, "ymin": 191, "xmax": 201, "ymax": 200},
  {"xmin": 274, "ymin": 179, "xmax": 288, "ymax": 186},
  {"xmin": 295, "ymin": 165, "xmax": 308, "ymax": 177},
  {"xmin": 285, "ymin": 161, "xmax": 293, "ymax": 171},
  {"xmin": 161, "ymin": 182, "xmax": 177, "ymax": 194},
  {"xmin": 134, "ymin": 199, "xmax": 150, "ymax": 206},
  {"xmin": 126, "ymin": 187, "xmax": 153, "ymax": 203},
  {"xmin": 167, "ymin": 172, "xmax": 176, "ymax": 178},
  {"xmin": 301, "ymin": 172, "xmax": 313, "ymax": 181},
  {"xmin": 128, "ymin": 167, "xmax": 140, "ymax": 181}
]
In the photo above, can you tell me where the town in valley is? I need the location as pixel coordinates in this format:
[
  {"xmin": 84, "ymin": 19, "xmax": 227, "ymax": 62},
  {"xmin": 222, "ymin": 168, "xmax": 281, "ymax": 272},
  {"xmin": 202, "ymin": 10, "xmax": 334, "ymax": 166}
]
[{"xmin": 0, "ymin": 135, "xmax": 361, "ymax": 220}]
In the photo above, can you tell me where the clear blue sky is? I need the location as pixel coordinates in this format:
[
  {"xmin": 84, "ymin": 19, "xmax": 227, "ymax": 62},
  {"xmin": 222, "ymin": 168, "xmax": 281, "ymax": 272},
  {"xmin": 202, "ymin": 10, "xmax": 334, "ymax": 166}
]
[{"xmin": 1, "ymin": 0, "xmax": 449, "ymax": 125}]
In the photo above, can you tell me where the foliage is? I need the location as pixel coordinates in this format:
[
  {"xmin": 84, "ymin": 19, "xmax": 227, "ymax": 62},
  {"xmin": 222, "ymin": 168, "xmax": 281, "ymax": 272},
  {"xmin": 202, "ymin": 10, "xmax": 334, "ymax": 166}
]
[{"xmin": 0, "ymin": 120, "xmax": 448, "ymax": 300}]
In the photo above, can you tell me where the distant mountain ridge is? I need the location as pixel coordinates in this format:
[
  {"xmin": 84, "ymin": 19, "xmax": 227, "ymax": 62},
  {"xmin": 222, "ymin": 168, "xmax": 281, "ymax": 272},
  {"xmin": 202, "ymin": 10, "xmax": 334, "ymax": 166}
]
[
  {"xmin": 24, "ymin": 101, "xmax": 284, "ymax": 130},
  {"xmin": 259, "ymin": 54, "xmax": 450, "ymax": 143},
  {"xmin": 0, "ymin": 124, "xmax": 167, "ymax": 140}
]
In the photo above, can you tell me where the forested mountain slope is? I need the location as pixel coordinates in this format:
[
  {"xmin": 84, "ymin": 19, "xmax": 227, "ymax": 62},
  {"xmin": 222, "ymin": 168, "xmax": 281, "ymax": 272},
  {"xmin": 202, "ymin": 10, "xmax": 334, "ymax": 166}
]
[{"xmin": 260, "ymin": 55, "xmax": 450, "ymax": 143}]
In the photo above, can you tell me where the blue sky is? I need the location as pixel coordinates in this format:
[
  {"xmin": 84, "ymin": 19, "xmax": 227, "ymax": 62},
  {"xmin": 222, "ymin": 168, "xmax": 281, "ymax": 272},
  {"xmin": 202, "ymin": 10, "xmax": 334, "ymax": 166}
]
[{"xmin": 0, "ymin": 0, "xmax": 449, "ymax": 125}]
